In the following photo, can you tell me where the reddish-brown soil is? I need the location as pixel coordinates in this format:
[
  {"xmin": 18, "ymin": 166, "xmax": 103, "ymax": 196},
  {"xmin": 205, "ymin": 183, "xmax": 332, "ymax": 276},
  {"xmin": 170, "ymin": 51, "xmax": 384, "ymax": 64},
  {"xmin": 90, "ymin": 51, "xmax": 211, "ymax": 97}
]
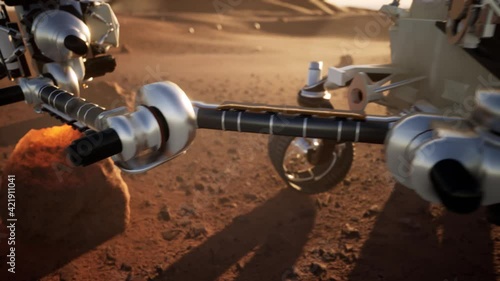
[{"xmin": 0, "ymin": 4, "xmax": 499, "ymax": 281}]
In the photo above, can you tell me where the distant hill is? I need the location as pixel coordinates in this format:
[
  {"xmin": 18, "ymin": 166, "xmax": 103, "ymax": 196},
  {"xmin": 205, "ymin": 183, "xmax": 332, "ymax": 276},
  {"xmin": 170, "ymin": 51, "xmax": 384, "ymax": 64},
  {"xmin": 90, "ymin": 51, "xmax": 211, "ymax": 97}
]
[{"xmin": 111, "ymin": 0, "xmax": 346, "ymax": 15}]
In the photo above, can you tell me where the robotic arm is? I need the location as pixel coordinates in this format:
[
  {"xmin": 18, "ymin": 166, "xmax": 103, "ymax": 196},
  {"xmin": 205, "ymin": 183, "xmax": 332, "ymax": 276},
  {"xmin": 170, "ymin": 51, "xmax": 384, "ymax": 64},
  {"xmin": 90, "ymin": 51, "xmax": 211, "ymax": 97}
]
[{"xmin": 0, "ymin": 0, "xmax": 500, "ymax": 215}]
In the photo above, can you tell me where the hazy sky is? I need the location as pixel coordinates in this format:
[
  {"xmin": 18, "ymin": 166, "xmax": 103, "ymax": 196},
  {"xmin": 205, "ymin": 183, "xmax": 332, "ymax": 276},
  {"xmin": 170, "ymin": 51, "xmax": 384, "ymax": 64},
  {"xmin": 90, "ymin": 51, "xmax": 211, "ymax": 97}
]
[{"xmin": 327, "ymin": 0, "xmax": 412, "ymax": 10}]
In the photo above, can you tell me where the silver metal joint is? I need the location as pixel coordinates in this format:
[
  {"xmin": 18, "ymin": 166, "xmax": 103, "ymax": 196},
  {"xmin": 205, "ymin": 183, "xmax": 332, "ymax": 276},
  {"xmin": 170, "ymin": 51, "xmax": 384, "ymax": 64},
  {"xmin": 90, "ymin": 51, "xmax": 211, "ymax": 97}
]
[
  {"xmin": 17, "ymin": 77, "xmax": 54, "ymax": 106},
  {"xmin": 101, "ymin": 81, "xmax": 197, "ymax": 174},
  {"xmin": 471, "ymin": 88, "xmax": 500, "ymax": 134}
]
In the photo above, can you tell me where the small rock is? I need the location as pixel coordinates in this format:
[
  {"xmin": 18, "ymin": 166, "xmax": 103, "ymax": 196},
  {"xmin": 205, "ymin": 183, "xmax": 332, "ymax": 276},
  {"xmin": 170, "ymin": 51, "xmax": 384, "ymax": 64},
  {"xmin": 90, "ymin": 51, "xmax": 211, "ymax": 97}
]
[
  {"xmin": 322, "ymin": 194, "xmax": 332, "ymax": 206},
  {"xmin": 334, "ymin": 202, "xmax": 341, "ymax": 208},
  {"xmin": 141, "ymin": 200, "xmax": 152, "ymax": 208},
  {"xmin": 105, "ymin": 250, "xmax": 116, "ymax": 265},
  {"xmin": 342, "ymin": 223, "xmax": 360, "ymax": 239},
  {"xmin": 188, "ymin": 27, "xmax": 195, "ymax": 34},
  {"xmin": 157, "ymin": 205, "xmax": 171, "ymax": 221},
  {"xmin": 208, "ymin": 185, "xmax": 216, "ymax": 194},
  {"xmin": 155, "ymin": 265, "xmax": 164, "ymax": 275},
  {"xmin": 236, "ymin": 261, "xmax": 245, "ymax": 271},
  {"xmin": 254, "ymin": 22, "xmax": 261, "ymax": 30},
  {"xmin": 281, "ymin": 267, "xmax": 300, "ymax": 280},
  {"xmin": 343, "ymin": 179, "xmax": 351, "ymax": 186},
  {"xmin": 311, "ymin": 248, "xmax": 324, "ymax": 256},
  {"xmin": 344, "ymin": 243, "xmax": 354, "ymax": 252},
  {"xmin": 218, "ymin": 197, "xmax": 231, "ymax": 204},
  {"xmin": 321, "ymin": 250, "xmax": 338, "ymax": 262},
  {"xmin": 59, "ymin": 266, "xmax": 76, "ymax": 281},
  {"xmin": 216, "ymin": 24, "xmax": 223, "ymax": 31},
  {"xmin": 177, "ymin": 219, "xmax": 192, "ymax": 228},
  {"xmin": 120, "ymin": 44, "xmax": 131, "ymax": 54},
  {"xmin": 243, "ymin": 193, "xmax": 258, "ymax": 201},
  {"xmin": 120, "ymin": 263, "xmax": 132, "ymax": 272},
  {"xmin": 179, "ymin": 184, "xmax": 192, "ymax": 196},
  {"xmin": 338, "ymin": 252, "xmax": 356, "ymax": 264},
  {"xmin": 363, "ymin": 205, "xmax": 380, "ymax": 217},
  {"xmin": 194, "ymin": 182, "xmax": 205, "ymax": 191},
  {"xmin": 161, "ymin": 229, "xmax": 182, "ymax": 241},
  {"xmin": 309, "ymin": 262, "xmax": 326, "ymax": 277},
  {"xmin": 327, "ymin": 274, "xmax": 341, "ymax": 281},
  {"xmin": 233, "ymin": 215, "xmax": 250, "ymax": 224},
  {"xmin": 185, "ymin": 225, "xmax": 208, "ymax": 239},
  {"xmin": 312, "ymin": 248, "xmax": 337, "ymax": 262},
  {"xmin": 178, "ymin": 205, "xmax": 197, "ymax": 217}
]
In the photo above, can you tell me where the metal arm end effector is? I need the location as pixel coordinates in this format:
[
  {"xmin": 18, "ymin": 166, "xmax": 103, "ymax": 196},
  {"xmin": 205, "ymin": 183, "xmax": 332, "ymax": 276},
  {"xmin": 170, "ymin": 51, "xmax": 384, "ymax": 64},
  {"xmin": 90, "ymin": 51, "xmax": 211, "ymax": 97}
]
[
  {"xmin": 66, "ymin": 82, "xmax": 197, "ymax": 173},
  {"xmin": 386, "ymin": 88, "xmax": 500, "ymax": 213}
]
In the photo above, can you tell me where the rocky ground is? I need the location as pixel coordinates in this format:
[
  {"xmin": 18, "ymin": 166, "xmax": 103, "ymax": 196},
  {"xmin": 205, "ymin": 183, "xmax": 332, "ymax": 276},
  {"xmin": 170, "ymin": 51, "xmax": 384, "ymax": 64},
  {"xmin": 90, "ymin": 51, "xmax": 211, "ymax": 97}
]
[{"xmin": 0, "ymin": 3, "xmax": 500, "ymax": 281}]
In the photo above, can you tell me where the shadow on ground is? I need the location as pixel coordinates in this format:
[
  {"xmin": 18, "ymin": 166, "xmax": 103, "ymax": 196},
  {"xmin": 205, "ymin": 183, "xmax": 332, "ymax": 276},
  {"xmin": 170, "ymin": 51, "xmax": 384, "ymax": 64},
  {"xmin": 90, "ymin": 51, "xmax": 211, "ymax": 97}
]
[
  {"xmin": 349, "ymin": 185, "xmax": 496, "ymax": 281},
  {"xmin": 154, "ymin": 188, "xmax": 317, "ymax": 281}
]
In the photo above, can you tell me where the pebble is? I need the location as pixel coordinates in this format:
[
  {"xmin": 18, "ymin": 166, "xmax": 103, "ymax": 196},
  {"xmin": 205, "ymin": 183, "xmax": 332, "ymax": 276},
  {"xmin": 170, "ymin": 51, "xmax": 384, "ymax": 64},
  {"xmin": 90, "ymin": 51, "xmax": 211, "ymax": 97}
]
[
  {"xmin": 243, "ymin": 193, "xmax": 258, "ymax": 201},
  {"xmin": 161, "ymin": 229, "xmax": 182, "ymax": 241},
  {"xmin": 342, "ymin": 223, "xmax": 360, "ymax": 239},
  {"xmin": 254, "ymin": 22, "xmax": 261, "ymax": 30},
  {"xmin": 120, "ymin": 44, "xmax": 131, "ymax": 54},
  {"xmin": 141, "ymin": 200, "xmax": 152, "ymax": 208},
  {"xmin": 309, "ymin": 262, "xmax": 326, "ymax": 277},
  {"xmin": 185, "ymin": 225, "xmax": 208, "ymax": 239},
  {"xmin": 178, "ymin": 205, "xmax": 197, "ymax": 217},
  {"xmin": 157, "ymin": 205, "xmax": 171, "ymax": 221},
  {"xmin": 236, "ymin": 261, "xmax": 245, "ymax": 271},
  {"xmin": 207, "ymin": 185, "xmax": 216, "ymax": 194},
  {"xmin": 120, "ymin": 263, "xmax": 132, "ymax": 272},
  {"xmin": 105, "ymin": 251, "xmax": 116, "ymax": 266},
  {"xmin": 363, "ymin": 205, "xmax": 380, "ymax": 217},
  {"xmin": 343, "ymin": 243, "xmax": 354, "ymax": 252},
  {"xmin": 194, "ymin": 183, "xmax": 205, "ymax": 191},
  {"xmin": 281, "ymin": 267, "xmax": 300, "ymax": 280},
  {"xmin": 327, "ymin": 274, "xmax": 341, "ymax": 281},
  {"xmin": 155, "ymin": 265, "xmax": 164, "ymax": 275},
  {"xmin": 188, "ymin": 27, "xmax": 195, "ymax": 34},
  {"xmin": 338, "ymin": 252, "xmax": 357, "ymax": 264}
]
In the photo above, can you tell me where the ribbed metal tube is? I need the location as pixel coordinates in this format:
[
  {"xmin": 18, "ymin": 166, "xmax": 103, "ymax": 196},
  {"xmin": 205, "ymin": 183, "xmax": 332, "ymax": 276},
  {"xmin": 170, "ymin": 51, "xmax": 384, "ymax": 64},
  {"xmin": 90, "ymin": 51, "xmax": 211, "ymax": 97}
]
[
  {"xmin": 39, "ymin": 85, "xmax": 105, "ymax": 129},
  {"xmin": 196, "ymin": 107, "xmax": 391, "ymax": 144}
]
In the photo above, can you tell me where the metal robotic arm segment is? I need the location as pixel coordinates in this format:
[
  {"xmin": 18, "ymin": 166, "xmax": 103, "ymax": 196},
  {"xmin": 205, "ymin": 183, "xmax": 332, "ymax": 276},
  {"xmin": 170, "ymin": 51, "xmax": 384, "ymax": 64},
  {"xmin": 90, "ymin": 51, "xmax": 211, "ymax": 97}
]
[{"xmin": 1, "ymin": 0, "xmax": 500, "ymax": 214}]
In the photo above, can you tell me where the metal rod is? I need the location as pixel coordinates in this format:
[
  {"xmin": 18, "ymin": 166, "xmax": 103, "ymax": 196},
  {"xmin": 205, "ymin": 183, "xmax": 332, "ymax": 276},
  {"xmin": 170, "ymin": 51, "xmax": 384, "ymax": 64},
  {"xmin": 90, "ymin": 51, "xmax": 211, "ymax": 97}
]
[
  {"xmin": 374, "ymin": 76, "xmax": 426, "ymax": 93},
  {"xmin": 38, "ymin": 85, "xmax": 105, "ymax": 129},
  {"xmin": 195, "ymin": 107, "xmax": 394, "ymax": 144}
]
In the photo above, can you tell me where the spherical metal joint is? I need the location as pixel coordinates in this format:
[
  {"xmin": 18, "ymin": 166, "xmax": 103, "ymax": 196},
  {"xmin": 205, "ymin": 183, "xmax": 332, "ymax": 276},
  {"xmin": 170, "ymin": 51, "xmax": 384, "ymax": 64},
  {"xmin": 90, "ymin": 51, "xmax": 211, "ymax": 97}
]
[{"xmin": 472, "ymin": 88, "xmax": 500, "ymax": 134}]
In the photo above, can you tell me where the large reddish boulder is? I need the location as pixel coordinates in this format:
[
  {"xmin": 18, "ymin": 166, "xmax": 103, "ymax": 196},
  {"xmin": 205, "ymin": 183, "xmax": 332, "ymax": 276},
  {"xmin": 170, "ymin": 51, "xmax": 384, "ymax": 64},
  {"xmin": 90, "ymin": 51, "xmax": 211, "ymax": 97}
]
[{"xmin": 0, "ymin": 125, "xmax": 130, "ymax": 280}]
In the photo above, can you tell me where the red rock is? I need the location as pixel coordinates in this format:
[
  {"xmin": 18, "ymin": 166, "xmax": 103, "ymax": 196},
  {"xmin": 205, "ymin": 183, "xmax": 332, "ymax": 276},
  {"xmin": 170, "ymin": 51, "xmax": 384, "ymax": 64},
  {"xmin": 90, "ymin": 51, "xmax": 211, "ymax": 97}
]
[{"xmin": 0, "ymin": 125, "xmax": 130, "ymax": 280}]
